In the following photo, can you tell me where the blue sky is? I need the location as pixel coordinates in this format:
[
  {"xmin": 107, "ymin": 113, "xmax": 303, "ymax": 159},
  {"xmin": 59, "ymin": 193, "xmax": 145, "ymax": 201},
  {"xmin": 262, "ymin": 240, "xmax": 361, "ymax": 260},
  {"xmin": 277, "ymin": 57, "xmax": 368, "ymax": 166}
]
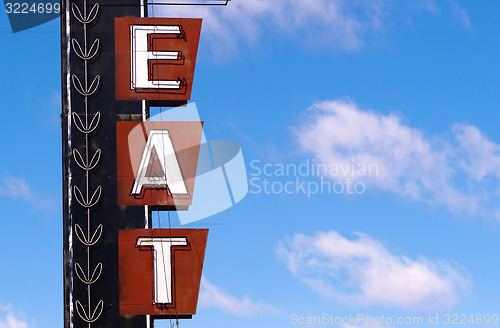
[{"xmin": 3, "ymin": 1, "xmax": 500, "ymax": 327}]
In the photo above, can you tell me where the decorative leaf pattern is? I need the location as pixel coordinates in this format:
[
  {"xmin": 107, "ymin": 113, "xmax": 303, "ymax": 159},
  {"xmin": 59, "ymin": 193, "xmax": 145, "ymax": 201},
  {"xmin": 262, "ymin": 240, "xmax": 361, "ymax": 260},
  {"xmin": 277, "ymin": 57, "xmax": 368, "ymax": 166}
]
[
  {"xmin": 72, "ymin": 149, "xmax": 101, "ymax": 171},
  {"xmin": 72, "ymin": 74, "xmax": 100, "ymax": 97},
  {"xmin": 75, "ymin": 223, "xmax": 103, "ymax": 247},
  {"xmin": 75, "ymin": 300, "xmax": 104, "ymax": 323},
  {"xmin": 88, "ymin": 186, "xmax": 102, "ymax": 208},
  {"xmin": 70, "ymin": 0, "xmax": 104, "ymax": 326},
  {"xmin": 88, "ymin": 149, "xmax": 101, "ymax": 171},
  {"xmin": 87, "ymin": 39, "xmax": 100, "ymax": 59},
  {"xmin": 86, "ymin": 3, "xmax": 99, "ymax": 24},
  {"xmin": 72, "ymin": 112, "xmax": 101, "ymax": 134}
]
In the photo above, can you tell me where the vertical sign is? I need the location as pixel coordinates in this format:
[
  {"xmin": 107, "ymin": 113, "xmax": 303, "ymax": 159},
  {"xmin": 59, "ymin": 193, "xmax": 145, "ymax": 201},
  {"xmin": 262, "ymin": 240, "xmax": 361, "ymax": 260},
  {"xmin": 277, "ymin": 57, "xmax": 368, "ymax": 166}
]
[
  {"xmin": 63, "ymin": 2, "xmax": 206, "ymax": 328},
  {"xmin": 61, "ymin": 0, "xmax": 150, "ymax": 327},
  {"xmin": 114, "ymin": 16, "xmax": 206, "ymax": 318}
]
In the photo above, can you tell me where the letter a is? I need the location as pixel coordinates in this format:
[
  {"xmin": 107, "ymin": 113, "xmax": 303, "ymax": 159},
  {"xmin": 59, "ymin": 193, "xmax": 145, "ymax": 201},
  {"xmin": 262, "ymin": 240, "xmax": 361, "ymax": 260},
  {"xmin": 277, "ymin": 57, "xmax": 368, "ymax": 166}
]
[{"xmin": 131, "ymin": 129, "xmax": 188, "ymax": 195}]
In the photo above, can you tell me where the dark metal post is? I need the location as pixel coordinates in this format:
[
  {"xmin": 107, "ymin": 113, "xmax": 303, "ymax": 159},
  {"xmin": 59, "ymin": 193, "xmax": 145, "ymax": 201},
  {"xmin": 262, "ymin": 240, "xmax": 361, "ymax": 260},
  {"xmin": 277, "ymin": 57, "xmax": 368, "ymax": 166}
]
[{"xmin": 61, "ymin": 0, "xmax": 151, "ymax": 327}]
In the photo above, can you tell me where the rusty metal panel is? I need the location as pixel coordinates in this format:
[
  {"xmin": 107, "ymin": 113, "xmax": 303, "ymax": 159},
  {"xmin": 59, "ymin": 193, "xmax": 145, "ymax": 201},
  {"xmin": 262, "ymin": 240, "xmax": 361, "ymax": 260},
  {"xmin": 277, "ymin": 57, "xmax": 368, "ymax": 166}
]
[
  {"xmin": 119, "ymin": 229, "xmax": 208, "ymax": 317},
  {"xmin": 116, "ymin": 121, "xmax": 203, "ymax": 208},
  {"xmin": 115, "ymin": 17, "xmax": 202, "ymax": 105}
]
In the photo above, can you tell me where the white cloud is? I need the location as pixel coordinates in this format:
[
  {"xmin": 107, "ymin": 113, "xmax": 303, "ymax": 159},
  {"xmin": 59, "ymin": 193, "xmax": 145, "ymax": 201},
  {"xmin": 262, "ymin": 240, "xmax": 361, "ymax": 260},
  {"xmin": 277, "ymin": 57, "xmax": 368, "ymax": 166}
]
[
  {"xmin": 152, "ymin": 1, "xmax": 471, "ymax": 56},
  {"xmin": 0, "ymin": 305, "xmax": 29, "ymax": 328},
  {"xmin": 198, "ymin": 277, "xmax": 279, "ymax": 316},
  {"xmin": 0, "ymin": 175, "xmax": 57, "ymax": 212},
  {"xmin": 154, "ymin": 0, "xmax": 387, "ymax": 55},
  {"xmin": 0, "ymin": 177, "xmax": 32, "ymax": 199},
  {"xmin": 453, "ymin": 124, "xmax": 500, "ymax": 181},
  {"xmin": 449, "ymin": 0, "xmax": 471, "ymax": 29},
  {"xmin": 294, "ymin": 99, "xmax": 500, "ymax": 219},
  {"xmin": 0, "ymin": 315, "xmax": 28, "ymax": 328},
  {"xmin": 277, "ymin": 231, "xmax": 471, "ymax": 310}
]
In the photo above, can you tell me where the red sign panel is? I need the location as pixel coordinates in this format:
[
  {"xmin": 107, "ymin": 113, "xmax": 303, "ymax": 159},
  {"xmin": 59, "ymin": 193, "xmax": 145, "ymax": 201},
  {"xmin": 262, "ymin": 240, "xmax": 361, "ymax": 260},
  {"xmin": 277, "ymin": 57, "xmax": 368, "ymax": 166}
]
[
  {"xmin": 117, "ymin": 121, "xmax": 203, "ymax": 208},
  {"xmin": 115, "ymin": 17, "xmax": 202, "ymax": 104},
  {"xmin": 119, "ymin": 229, "xmax": 208, "ymax": 316}
]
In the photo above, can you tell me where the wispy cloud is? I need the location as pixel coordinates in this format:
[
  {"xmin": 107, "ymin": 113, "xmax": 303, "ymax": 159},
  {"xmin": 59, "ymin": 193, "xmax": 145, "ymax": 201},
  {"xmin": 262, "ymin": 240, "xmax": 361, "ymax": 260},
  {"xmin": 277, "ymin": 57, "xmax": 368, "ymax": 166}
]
[
  {"xmin": 294, "ymin": 99, "xmax": 500, "ymax": 219},
  {"xmin": 0, "ymin": 175, "xmax": 57, "ymax": 212},
  {"xmin": 449, "ymin": 0, "xmax": 471, "ymax": 29},
  {"xmin": 154, "ymin": 0, "xmax": 471, "ymax": 56},
  {"xmin": 155, "ymin": 0, "xmax": 388, "ymax": 55},
  {"xmin": 0, "ymin": 305, "xmax": 29, "ymax": 328},
  {"xmin": 198, "ymin": 277, "xmax": 280, "ymax": 316},
  {"xmin": 277, "ymin": 230, "xmax": 471, "ymax": 310}
]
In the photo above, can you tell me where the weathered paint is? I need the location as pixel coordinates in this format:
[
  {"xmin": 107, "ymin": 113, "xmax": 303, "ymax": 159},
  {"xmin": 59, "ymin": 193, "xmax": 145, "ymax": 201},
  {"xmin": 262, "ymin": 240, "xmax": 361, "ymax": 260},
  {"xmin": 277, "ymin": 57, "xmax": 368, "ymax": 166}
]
[
  {"xmin": 119, "ymin": 229, "xmax": 208, "ymax": 317},
  {"xmin": 116, "ymin": 121, "xmax": 203, "ymax": 208},
  {"xmin": 115, "ymin": 17, "xmax": 202, "ymax": 106}
]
